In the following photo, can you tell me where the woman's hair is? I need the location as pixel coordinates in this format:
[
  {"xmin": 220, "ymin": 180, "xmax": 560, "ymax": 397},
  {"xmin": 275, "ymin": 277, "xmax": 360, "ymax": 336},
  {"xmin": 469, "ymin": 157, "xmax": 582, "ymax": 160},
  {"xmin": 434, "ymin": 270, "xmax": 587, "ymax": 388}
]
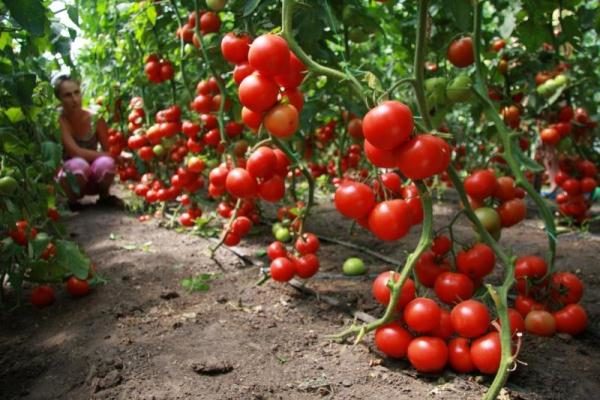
[{"xmin": 51, "ymin": 74, "xmax": 80, "ymax": 99}]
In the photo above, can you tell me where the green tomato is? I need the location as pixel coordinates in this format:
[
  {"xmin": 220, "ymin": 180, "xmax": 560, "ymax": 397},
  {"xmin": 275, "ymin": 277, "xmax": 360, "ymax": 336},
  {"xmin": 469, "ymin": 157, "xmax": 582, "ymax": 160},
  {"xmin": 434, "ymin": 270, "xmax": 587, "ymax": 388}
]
[
  {"xmin": 271, "ymin": 222, "xmax": 284, "ymax": 236},
  {"xmin": 274, "ymin": 227, "xmax": 291, "ymax": 242},
  {"xmin": 474, "ymin": 207, "xmax": 501, "ymax": 234},
  {"xmin": 553, "ymin": 74, "xmax": 568, "ymax": 87},
  {"xmin": 153, "ymin": 144, "xmax": 165, "ymax": 157},
  {"xmin": 206, "ymin": 0, "xmax": 227, "ymax": 11},
  {"xmin": 342, "ymin": 257, "xmax": 367, "ymax": 276},
  {"xmin": 536, "ymin": 81, "xmax": 552, "ymax": 97},
  {"xmin": 348, "ymin": 27, "xmax": 369, "ymax": 43},
  {"xmin": 0, "ymin": 176, "xmax": 18, "ymax": 195},
  {"xmin": 446, "ymin": 74, "xmax": 472, "ymax": 103},
  {"xmin": 425, "ymin": 77, "xmax": 447, "ymax": 105}
]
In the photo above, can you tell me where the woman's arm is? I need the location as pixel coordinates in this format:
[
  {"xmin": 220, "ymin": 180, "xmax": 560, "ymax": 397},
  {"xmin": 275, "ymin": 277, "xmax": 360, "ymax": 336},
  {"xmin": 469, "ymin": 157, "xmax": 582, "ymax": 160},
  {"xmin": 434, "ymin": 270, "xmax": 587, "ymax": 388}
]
[
  {"xmin": 96, "ymin": 117, "xmax": 110, "ymax": 152},
  {"xmin": 59, "ymin": 117, "xmax": 105, "ymax": 163}
]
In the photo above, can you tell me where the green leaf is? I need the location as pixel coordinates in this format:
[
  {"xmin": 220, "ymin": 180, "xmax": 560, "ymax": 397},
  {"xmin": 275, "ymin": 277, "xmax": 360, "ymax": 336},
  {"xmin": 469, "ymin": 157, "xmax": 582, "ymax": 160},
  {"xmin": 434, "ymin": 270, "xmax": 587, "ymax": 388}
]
[
  {"xmin": 0, "ymin": 32, "xmax": 11, "ymax": 50},
  {"xmin": 10, "ymin": 73, "xmax": 37, "ymax": 106},
  {"xmin": 41, "ymin": 141, "xmax": 62, "ymax": 169},
  {"xmin": 3, "ymin": 0, "xmax": 48, "ymax": 37},
  {"xmin": 146, "ymin": 5, "xmax": 157, "ymax": 26},
  {"xmin": 67, "ymin": 5, "xmax": 79, "ymax": 26},
  {"xmin": 511, "ymin": 141, "xmax": 544, "ymax": 173},
  {"xmin": 54, "ymin": 240, "xmax": 90, "ymax": 279},
  {"xmin": 448, "ymin": 0, "xmax": 472, "ymax": 31},
  {"xmin": 1, "ymin": 132, "xmax": 29, "ymax": 155},
  {"xmin": 243, "ymin": 0, "xmax": 262, "ymax": 17},
  {"xmin": 5, "ymin": 107, "xmax": 25, "ymax": 123}
]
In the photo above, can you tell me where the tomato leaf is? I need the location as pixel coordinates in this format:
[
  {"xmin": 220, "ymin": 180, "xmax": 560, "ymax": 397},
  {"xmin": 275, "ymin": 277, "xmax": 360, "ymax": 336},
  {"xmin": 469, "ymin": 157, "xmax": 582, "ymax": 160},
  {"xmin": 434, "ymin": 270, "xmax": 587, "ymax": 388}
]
[
  {"xmin": 41, "ymin": 141, "xmax": 62, "ymax": 169},
  {"xmin": 3, "ymin": 0, "xmax": 48, "ymax": 37},
  {"xmin": 447, "ymin": 0, "xmax": 472, "ymax": 31},
  {"xmin": 243, "ymin": 0, "xmax": 262, "ymax": 17},
  {"xmin": 54, "ymin": 240, "xmax": 90, "ymax": 280}
]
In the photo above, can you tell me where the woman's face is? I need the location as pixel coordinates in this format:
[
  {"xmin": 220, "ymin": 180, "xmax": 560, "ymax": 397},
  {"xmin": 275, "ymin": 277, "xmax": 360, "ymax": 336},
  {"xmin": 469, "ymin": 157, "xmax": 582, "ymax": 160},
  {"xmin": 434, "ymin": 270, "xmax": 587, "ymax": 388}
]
[{"xmin": 58, "ymin": 80, "xmax": 82, "ymax": 111}]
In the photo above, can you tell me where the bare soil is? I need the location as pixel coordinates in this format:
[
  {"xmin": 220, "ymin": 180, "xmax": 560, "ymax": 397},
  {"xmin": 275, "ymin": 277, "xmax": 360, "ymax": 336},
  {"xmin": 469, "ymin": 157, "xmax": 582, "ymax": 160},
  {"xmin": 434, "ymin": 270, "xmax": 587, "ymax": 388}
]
[{"xmin": 1, "ymin": 196, "xmax": 599, "ymax": 400}]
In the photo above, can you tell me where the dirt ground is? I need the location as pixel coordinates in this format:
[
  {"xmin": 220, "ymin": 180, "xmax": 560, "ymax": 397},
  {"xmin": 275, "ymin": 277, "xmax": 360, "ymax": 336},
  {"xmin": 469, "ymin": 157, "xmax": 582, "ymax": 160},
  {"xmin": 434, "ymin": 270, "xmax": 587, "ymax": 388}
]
[{"xmin": 1, "ymin": 194, "xmax": 600, "ymax": 400}]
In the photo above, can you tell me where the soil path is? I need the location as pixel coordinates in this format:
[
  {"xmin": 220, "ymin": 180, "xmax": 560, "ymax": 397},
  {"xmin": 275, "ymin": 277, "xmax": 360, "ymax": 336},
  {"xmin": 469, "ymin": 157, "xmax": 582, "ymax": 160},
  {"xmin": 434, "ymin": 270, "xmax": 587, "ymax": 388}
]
[{"xmin": 1, "ymin": 201, "xmax": 600, "ymax": 400}]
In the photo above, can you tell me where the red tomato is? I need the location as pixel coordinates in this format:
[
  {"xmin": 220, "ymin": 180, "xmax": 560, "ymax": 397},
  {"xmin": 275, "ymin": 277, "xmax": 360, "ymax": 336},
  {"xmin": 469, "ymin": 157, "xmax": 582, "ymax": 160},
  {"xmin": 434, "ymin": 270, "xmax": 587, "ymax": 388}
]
[
  {"xmin": 407, "ymin": 337, "xmax": 448, "ymax": 373},
  {"xmin": 225, "ymin": 168, "xmax": 258, "ymax": 198},
  {"xmin": 430, "ymin": 308, "xmax": 454, "ymax": 339},
  {"xmin": 561, "ymin": 178, "xmax": 581, "ymax": 196},
  {"xmin": 464, "ymin": 169, "xmax": 498, "ymax": 201},
  {"xmin": 540, "ymin": 127, "xmax": 560, "ymax": 145},
  {"xmin": 200, "ymin": 11, "xmax": 221, "ymax": 34},
  {"xmin": 447, "ymin": 37, "xmax": 474, "ymax": 68},
  {"xmin": 470, "ymin": 332, "xmax": 501, "ymax": 374},
  {"xmin": 374, "ymin": 322, "xmax": 413, "ymax": 358},
  {"xmin": 347, "ymin": 118, "xmax": 363, "ymax": 139},
  {"xmin": 372, "ymin": 272, "xmax": 415, "ymax": 310},
  {"xmin": 397, "ymin": 134, "xmax": 451, "ymax": 180},
  {"xmin": 334, "ymin": 182, "xmax": 376, "ymax": 220},
  {"xmin": 431, "ymin": 235, "xmax": 452, "ymax": 256},
  {"xmin": 514, "ymin": 255, "xmax": 548, "ymax": 295},
  {"xmin": 363, "ymin": 139, "xmax": 400, "ymax": 168},
  {"xmin": 295, "ymin": 233, "xmax": 320, "ymax": 255},
  {"xmin": 221, "ymin": 32, "xmax": 251, "ymax": 64},
  {"xmin": 554, "ymin": 304, "xmax": 588, "ymax": 336},
  {"xmin": 279, "ymin": 88, "xmax": 304, "ymax": 112},
  {"xmin": 550, "ymin": 272, "xmax": 583, "ymax": 305},
  {"xmin": 246, "ymin": 147, "xmax": 277, "ymax": 180},
  {"xmin": 270, "ymin": 257, "xmax": 295, "ymax": 282},
  {"xmin": 248, "ymin": 34, "xmax": 290, "ymax": 77},
  {"xmin": 434, "ymin": 272, "xmax": 474, "ymax": 304},
  {"xmin": 450, "ymin": 299, "xmax": 491, "ymax": 338},
  {"xmin": 233, "ymin": 63, "xmax": 255, "ymax": 85},
  {"xmin": 64, "ymin": 278, "xmax": 89, "ymax": 298},
  {"xmin": 448, "ymin": 337, "xmax": 475, "ymax": 373},
  {"xmin": 456, "ymin": 243, "xmax": 496, "ymax": 280},
  {"xmin": 264, "ymin": 104, "xmax": 299, "ymax": 138},
  {"xmin": 368, "ymin": 200, "xmax": 413, "ymax": 241},
  {"xmin": 238, "ymin": 73, "xmax": 279, "ymax": 113},
  {"xmin": 494, "ymin": 176, "xmax": 517, "ymax": 201},
  {"xmin": 267, "ymin": 241, "xmax": 287, "ymax": 260},
  {"xmin": 362, "ymin": 101, "xmax": 414, "ymax": 150},
  {"xmin": 295, "ymin": 254, "xmax": 320, "ymax": 279},
  {"xmin": 30, "ymin": 285, "xmax": 55, "ymax": 308},
  {"xmin": 274, "ymin": 52, "xmax": 306, "ymax": 89},
  {"xmin": 501, "ymin": 308, "xmax": 526, "ymax": 335},
  {"xmin": 241, "ymin": 106, "xmax": 263, "ymax": 130},
  {"xmin": 581, "ymin": 177, "xmax": 597, "ymax": 193},
  {"xmin": 415, "ymin": 251, "xmax": 450, "ymax": 288},
  {"xmin": 514, "ymin": 295, "xmax": 545, "ymax": 317},
  {"xmin": 404, "ymin": 297, "xmax": 442, "ymax": 333},
  {"xmin": 231, "ymin": 216, "xmax": 253, "ymax": 237},
  {"xmin": 525, "ymin": 310, "xmax": 556, "ymax": 336},
  {"xmin": 380, "ymin": 172, "xmax": 402, "ymax": 195},
  {"xmin": 498, "ymin": 198, "xmax": 526, "ymax": 227}
]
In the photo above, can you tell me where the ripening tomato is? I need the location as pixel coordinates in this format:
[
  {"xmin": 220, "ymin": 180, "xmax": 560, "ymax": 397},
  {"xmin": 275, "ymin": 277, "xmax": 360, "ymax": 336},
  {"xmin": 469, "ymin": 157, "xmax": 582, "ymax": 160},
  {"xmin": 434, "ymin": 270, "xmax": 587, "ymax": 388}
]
[
  {"xmin": 494, "ymin": 176, "xmax": 517, "ymax": 201},
  {"xmin": 30, "ymin": 285, "xmax": 55, "ymax": 308},
  {"xmin": 233, "ymin": 62, "xmax": 255, "ymax": 85},
  {"xmin": 374, "ymin": 322, "xmax": 413, "ymax": 358},
  {"xmin": 514, "ymin": 255, "xmax": 548, "ymax": 295},
  {"xmin": 525, "ymin": 310, "xmax": 556, "ymax": 336},
  {"xmin": 372, "ymin": 271, "xmax": 415, "ymax": 310},
  {"xmin": 246, "ymin": 147, "xmax": 277, "ymax": 180},
  {"xmin": 267, "ymin": 241, "xmax": 287, "ymax": 261},
  {"xmin": 264, "ymin": 104, "xmax": 299, "ymax": 138},
  {"xmin": 238, "ymin": 73, "xmax": 279, "ymax": 113},
  {"xmin": 347, "ymin": 118, "xmax": 363, "ymax": 139},
  {"xmin": 295, "ymin": 253, "xmax": 320, "ymax": 279},
  {"xmin": 270, "ymin": 257, "xmax": 295, "ymax": 282},
  {"xmin": 380, "ymin": 172, "xmax": 402, "ymax": 195},
  {"xmin": 549, "ymin": 272, "xmax": 583, "ymax": 305},
  {"xmin": 554, "ymin": 304, "xmax": 588, "ymax": 336},
  {"xmin": 514, "ymin": 295, "xmax": 545, "ymax": 318},
  {"xmin": 363, "ymin": 139, "xmax": 400, "ymax": 168},
  {"xmin": 221, "ymin": 32, "xmax": 251, "ymax": 64},
  {"xmin": 456, "ymin": 243, "xmax": 496, "ymax": 280},
  {"xmin": 498, "ymin": 198, "xmax": 526, "ymax": 227},
  {"xmin": 258, "ymin": 174, "xmax": 286, "ymax": 202},
  {"xmin": 490, "ymin": 38, "xmax": 506, "ymax": 52},
  {"xmin": 450, "ymin": 299, "xmax": 490, "ymax": 338},
  {"xmin": 66, "ymin": 276, "xmax": 90, "ymax": 298},
  {"xmin": 470, "ymin": 332, "xmax": 501, "ymax": 374},
  {"xmin": 448, "ymin": 337, "xmax": 475, "ymax": 373},
  {"xmin": 231, "ymin": 216, "xmax": 253, "ymax": 237},
  {"xmin": 447, "ymin": 37, "xmax": 474, "ymax": 68},
  {"xmin": 501, "ymin": 307, "xmax": 526, "ymax": 335},
  {"xmin": 396, "ymin": 134, "xmax": 451, "ymax": 180},
  {"xmin": 368, "ymin": 200, "xmax": 413, "ymax": 241},
  {"xmin": 295, "ymin": 233, "xmax": 320, "ymax": 255},
  {"xmin": 225, "ymin": 168, "xmax": 257, "ymax": 198},
  {"xmin": 241, "ymin": 106, "xmax": 263, "ymax": 131},
  {"xmin": 274, "ymin": 52, "xmax": 306, "ymax": 89},
  {"xmin": 362, "ymin": 101, "xmax": 414, "ymax": 150},
  {"xmin": 247, "ymin": 34, "xmax": 290, "ymax": 77},
  {"xmin": 431, "ymin": 235, "xmax": 452, "ymax": 256},
  {"xmin": 501, "ymin": 105, "xmax": 520, "ymax": 128},
  {"xmin": 434, "ymin": 272, "xmax": 475, "ymax": 305},
  {"xmin": 334, "ymin": 182, "xmax": 376, "ymax": 220},
  {"xmin": 404, "ymin": 297, "xmax": 442, "ymax": 333},
  {"xmin": 415, "ymin": 251, "xmax": 450, "ymax": 288},
  {"xmin": 464, "ymin": 169, "xmax": 498, "ymax": 201},
  {"xmin": 540, "ymin": 127, "xmax": 560, "ymax": 145},
  {"xmin": 407, "ymin": 337, "xmax": 448, "ymax": 373}
]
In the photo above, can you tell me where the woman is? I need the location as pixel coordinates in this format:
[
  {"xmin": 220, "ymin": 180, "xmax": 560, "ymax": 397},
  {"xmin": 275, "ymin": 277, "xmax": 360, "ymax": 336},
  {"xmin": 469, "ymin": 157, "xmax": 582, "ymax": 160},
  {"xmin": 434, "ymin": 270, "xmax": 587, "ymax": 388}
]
[{"xmin": 53, "ymin": 74, "xmax": 120, "ymax": 209}]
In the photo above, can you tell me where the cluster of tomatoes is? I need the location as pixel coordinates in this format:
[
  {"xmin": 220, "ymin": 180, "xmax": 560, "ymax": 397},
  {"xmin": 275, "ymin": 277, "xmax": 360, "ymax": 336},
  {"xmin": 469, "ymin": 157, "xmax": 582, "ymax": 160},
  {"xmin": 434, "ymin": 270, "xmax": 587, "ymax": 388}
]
[
  {"xmin": 30, "ymin": 276, "xmax": 91, "ymax": 308},
  {"xmin": 175, "ymin": 10, "xmax": 221, "ymax": 47},
  {"xmin": 8, "ymin": 220, "xmax": 38, "ymax": 247},
  {"xmin": 465, "ymin": 170, "xmax": 528, "ymax": 235},
  {"xmin": 107, "ymin": 128, "xmax": 127, "ymax": 157},
  {"xmin": 267, "ymin": 232, "xmax": 321, "ymax": 282},
  {"xmin": 554, "ymin": 156, "xmax": 597, "ymax": 221},
  {"xmin": 144, "ymin": 54, "xmax": 174, "ymax": 84},
  {"xmin": 539, "ymin": 105, "xmax": 594, "ymax": 146},
  {"xmin": 225, "ymin": 33, "xmax": 305, "ymax": 137},
  {"xmin": 371, "ymin": 232, "xmax": 588, "ymax": 373}
]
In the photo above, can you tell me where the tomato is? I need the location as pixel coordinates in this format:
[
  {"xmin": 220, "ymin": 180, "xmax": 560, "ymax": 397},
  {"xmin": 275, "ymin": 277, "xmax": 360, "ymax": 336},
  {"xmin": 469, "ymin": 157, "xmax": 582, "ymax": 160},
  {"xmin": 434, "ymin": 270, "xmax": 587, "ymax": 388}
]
[
  {"xmin": 238, "ymin": 73, "xmax": 279, "ymax": 113},
  {"xmin": 380, "ymin": 172, "xmax": 402, "ymax": 195},
  {"xmin": 233, "ymin": 62, "xmax": 255, "ymax": 85},
  {"xmin": 415, "ymin": 251, "xmax": 450, "ymax": 288},
  {"xmin": 295, "ymin": 233, "xmax": 320, "ymax": 255},
  {"xmin": 474, "ymin": 207, "xmax": 502, "ymax": 234},
  {"xmin": 540, "ymin": 127, "xmax": 560, "ymax": 145},
  {"xmin": 225, "ymin": 168, "xmax": 258, "ymax": 198},
  {"xmin": 396, "ymin": 134, "xmax": 451, "ymax": 180},
  {"xmin": 246, "ymin": 147, "xmax": 277, "ymax": 180},
  {"xmin": 221, "ymin": 32, "xmax": 251, "ymax": 64},
  {"xmin": 0, "ymin": 176, "xmax": 18, "ymax": 195},
  {"xmin": 554, "ymin": 304, "xmax": 588, "ymax": 336},
  {"xmin": 430, "ymin": 309, "xmax": 454, "ymax": 339},
  {"xmin": 497, "ymin": 198, "xmax": 526, "ymax": 227},
  {"xmin": 334, "ymin": 182, "xmax": 376, "ymax": 220},
  {"xmin": 206, "ymin": 0, "xmax": 226, "ymax": 10},
  {"xmin": 363, "ymin": 139, "xmax": 400, "ymax": 168},
  {"xmin": 514, "ymin": 295, "xmax": 545, "ymax": 318},
  {"xmin": 231, "ymin": 216, "xmax": 253, "ymax": 237},
  {"xmin": 279, "ymin": 87, "xmax": 304, "ymax": 112},
  {"xmin": 65, "ymin": 276, "xmax": 90, "ymax": 298},
  {"xmin": 407, "ymin": 337, "xmax": 448, "ymax": 373},
  {"xmin": 447, "ymin": 37, "xmax": 474, "ymax": 68},
  {"xmin": 267, "ymin": 241, "xmax": 287, "ymax": 260},
  {"xmin": 464, "ymin": 169, "xmax": 498, "ymax": 201},
  {"xmin": 258, "ymin": 174, "xmax": 286, "ymax": 202},
  {"xmin": 581, "ymin": 177, "xmax": 597, "ymax": 193},
  {"xmin": 434, "ymin": 272, "xmax": 474, "ymax": 305},
  {"xmin": 241, "ymin": 106, "xmax": 263, "ymax": 131},
  {"xmin": 374, "ymin": 322, "xmax": 413, "ymax": 358},
  {"xmin": 347, "ymin": 118, "xmax": 363, "ymax": 139},
  {"xmin": 362, "ymin": 101, "xmax": 413, "ymax": 150},
  {"xmin": 372, "ymin": 271, "xmax": 415, "ymax": 310},
  {"xmin": 470, "ymin": 332, "xmax": 501, "ymax": 374},
  {"xmin": 525, "ymin": 310, "xmax": 556, "ymax": 336},
  {"xmin": 199, "ymin": 11, "xmax": 221, "ymax": 34},
  {"xmin": 431, "ymin": 235, "xmax": 452, "ymax": 256},
  {"xmin": 342, "ymin": 257, "xmax": 367, "ymax": 276},
  {"xmin": 501, "ymin": 307, "xmax": 526, "ymax": 335},
  {"xmin": 294, "ymin": 254, "xmax": 320, "ymax": 279},
  {"xmin": 550, "ymin": 272, "xmax": 583, "ymax": 305},
  {"xmin": 448, "ymin": 337, "xmax": 475, "ymax": 373},
  {"xmin": 40, "ymin": 242, "xmax": 57, "ymax": 260},
  {"xmin": 514, "ymin": 255, "xmax": 548, "ymax": 295},
  {"xmin": 456, "ymin": 243, "xmax": 496, "ymax": 280},
  {"xmin": 404, "ymin": 297, "xmax": 442, "ymax": 333},
  {"xmin": 501, "ymin": 105, "xmax": 520, "ymax": 128},
  {"xmin": 368, "ymin": 200, "xmax": 413, "ymax": 241},
  {"xmin": 494, "ymin": 176, "xmax": 516, "ymax": 201},
  {"xmin": 270, "ymin": 257, "xmax": 295, "ymax": 282},
  {"xmin": 248, "ymin": 34, "xmax": 290, "ymax": 77},
  {"xmin": 264, "ymin": 104, "xmax": 299, "ymax": 138},
  {"xmin": 577, "ymin": 159, "xmax": 597, "ymax": 177},
  {"xmin": 490, "ymin": 38, "xmax": 506, "ymax": 52},
  {"xmin": 30, "ymin": 285, "xmax": 55, "ymax": 308},
  {"xmin": 450, "ymin": 299, "xmax": 490, "ymax": 338},
  {"xmin": 274, "ymin": 52, "xmax": 306, "ymax": 89}
]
